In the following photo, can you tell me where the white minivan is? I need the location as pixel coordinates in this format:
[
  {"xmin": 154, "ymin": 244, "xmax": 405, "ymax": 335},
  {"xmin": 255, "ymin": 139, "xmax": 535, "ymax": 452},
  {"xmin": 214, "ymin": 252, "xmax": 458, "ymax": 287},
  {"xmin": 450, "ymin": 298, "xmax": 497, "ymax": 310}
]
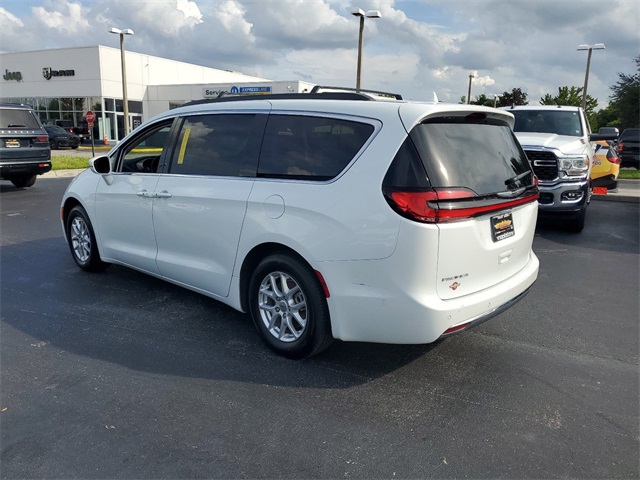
[{"xmin": 61, "ymin": 91, "xmax": 539, "ymax": 358}]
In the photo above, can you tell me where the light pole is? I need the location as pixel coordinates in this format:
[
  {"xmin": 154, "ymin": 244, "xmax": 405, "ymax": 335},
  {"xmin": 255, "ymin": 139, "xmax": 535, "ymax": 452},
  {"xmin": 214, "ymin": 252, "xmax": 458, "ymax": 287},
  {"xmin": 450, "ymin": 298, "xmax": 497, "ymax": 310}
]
[
  {"xmin": 466, "ymin": 73, "xmax": 475, "ymax": 104},
  {"xmin": 351, "ymin": 8, "xmax": 381, "ymax": 92},
  {"xmin": 577, "ymin": 43, "xmax": 605, "ymax": 111},
  {"xmin": 109, "ymin": 27, "xmax": 134, "ymax": 136},
  {"xmin": 493, "ymin": 94, "xmax": 500, "ymax": 108}
]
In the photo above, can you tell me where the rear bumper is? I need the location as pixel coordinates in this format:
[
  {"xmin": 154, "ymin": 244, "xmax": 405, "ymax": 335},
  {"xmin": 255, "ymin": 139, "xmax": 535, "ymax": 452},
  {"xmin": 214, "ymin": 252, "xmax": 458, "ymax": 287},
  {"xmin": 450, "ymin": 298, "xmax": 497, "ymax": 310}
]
[
  {"xmin": 321, "ymin": 249, "xmax": 539, "ymax": 345},
  {"xmin": 0, "ymin": 160, "xmax": 52, "ymax": 179},
  {"xmin": 537, "ymin": 179, "xmax": 589, "ymax": 214}
]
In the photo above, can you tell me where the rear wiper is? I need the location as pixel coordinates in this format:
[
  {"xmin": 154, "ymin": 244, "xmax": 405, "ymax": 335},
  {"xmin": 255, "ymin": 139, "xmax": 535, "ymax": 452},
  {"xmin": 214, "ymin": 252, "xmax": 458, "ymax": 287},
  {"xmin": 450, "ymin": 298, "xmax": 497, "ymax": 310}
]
[
  {"xmin": 505, "ymin": 170, "xmax": 531, "ymax": 186},
  {"xmin": 7, "ymin": 124, "xmax": 27, "ymax": 128}
]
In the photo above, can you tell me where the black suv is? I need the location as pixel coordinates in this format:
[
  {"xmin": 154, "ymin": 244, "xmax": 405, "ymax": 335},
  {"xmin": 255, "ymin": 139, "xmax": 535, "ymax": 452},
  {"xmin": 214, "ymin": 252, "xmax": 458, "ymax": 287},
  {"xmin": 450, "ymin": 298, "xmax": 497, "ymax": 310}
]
[
  {"xmin": 0, "ymin": 104, "xmax": 51, "ymax": 187},
  {"xmin": 617, "ymin": 128, "xmax": 639, "ymax": 169}
]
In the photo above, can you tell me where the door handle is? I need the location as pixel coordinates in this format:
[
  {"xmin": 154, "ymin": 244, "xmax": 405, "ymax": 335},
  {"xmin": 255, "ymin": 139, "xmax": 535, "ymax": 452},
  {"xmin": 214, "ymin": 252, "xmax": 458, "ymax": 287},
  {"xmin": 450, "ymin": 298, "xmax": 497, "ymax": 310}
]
[
  {"xmin": 136, "ymin": 189, "xmax": 152, "ymax": 198},
  {"xmin": 155, "ymin": 191, "xmax": 172, "ymax": 198}
]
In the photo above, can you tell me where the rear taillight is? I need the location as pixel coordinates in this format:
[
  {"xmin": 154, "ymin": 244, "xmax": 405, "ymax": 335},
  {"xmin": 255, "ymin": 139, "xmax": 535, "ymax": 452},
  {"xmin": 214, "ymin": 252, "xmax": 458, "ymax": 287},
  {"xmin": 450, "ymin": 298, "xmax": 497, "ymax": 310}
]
[
  {"xmin": 617, "ymin": 141, "xmax": 624, "ymax": 154},
  {"xmin": 36, "ymin": 136, "xmax": 48, "ymax": 142},
  {"xmin": 608, "ymin": 152, "xmax": 621, "ymax": 165},
  {"xmin": 386, "ymin": 188, "xmax": 538, "ymax": 223}
]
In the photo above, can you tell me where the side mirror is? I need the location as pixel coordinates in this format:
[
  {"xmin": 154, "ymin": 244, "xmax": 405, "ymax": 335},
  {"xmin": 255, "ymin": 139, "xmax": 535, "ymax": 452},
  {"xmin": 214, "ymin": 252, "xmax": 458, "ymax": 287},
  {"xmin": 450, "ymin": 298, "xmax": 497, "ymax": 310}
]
[
  {"xmin": 589, "ymin": 133, "xmax": 618, "ymax": 142},
  {"xmin": 90, "ymin": 155, "xmax": 111, "ymax": 175}
]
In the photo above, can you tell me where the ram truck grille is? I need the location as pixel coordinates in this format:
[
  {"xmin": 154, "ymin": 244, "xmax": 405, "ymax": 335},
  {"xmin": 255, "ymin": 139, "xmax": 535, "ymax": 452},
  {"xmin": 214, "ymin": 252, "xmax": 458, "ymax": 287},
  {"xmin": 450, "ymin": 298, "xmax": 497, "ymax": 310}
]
[{"xmin": 525, "ymin": 150, "xmax": 558, "ymax": 181}]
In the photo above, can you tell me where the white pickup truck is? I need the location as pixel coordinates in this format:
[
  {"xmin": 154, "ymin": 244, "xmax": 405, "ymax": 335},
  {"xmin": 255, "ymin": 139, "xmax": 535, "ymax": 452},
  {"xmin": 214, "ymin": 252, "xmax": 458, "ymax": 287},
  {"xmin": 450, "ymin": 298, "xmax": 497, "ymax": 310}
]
[{"xmin": 506, "ymin": 105, "xmax": 611, "ymax": 232}]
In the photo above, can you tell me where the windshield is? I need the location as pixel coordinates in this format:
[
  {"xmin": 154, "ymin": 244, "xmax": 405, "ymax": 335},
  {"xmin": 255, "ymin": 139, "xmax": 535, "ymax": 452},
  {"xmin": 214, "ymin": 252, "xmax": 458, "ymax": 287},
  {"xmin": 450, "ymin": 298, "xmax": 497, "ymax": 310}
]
[
  {"xmin": 512, "ymin": 110, "xmax": 583, "ymax": 137},
  {"xmin": 0, "ymin": 108, "xmax": 41, "ymax": 129},
  {"xmin": 45, "ymin": 125, "xmax": 68, "ymax": 134}
]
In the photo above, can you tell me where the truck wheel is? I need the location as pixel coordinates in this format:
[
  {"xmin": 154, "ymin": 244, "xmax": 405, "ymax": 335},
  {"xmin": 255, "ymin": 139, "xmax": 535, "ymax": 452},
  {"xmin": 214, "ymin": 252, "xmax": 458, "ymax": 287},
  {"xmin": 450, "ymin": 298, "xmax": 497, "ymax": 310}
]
[
  {"xmin": 568, "ymin": 208, "xmax": 586, "ymax": 233},
  {"xmin": 11, "ymin": 175, "xmax": 37, "ymax": 188}
]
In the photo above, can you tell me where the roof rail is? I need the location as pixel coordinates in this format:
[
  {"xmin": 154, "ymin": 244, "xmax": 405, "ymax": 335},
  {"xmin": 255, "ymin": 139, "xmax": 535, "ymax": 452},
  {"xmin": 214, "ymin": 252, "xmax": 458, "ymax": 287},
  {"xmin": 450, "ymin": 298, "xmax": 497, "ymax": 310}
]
[
  {"xmin": 181, "ymin": 91, "xmax": 378, "ymax": 108},
  {"xmin": 310, "ymin": 85, "xmax": 403, "ymax": 100}
]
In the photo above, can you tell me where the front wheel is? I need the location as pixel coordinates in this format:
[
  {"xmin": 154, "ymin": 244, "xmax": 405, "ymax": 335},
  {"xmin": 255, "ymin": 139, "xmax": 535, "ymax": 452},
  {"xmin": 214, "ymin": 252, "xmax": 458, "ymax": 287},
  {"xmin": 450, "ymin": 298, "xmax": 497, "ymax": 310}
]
[
  {"xmin": 567, "ymin": 207, "xmax": 586, "ymax": 233},
  {"xmin": 11, "ymin": 175, "xmax": 37, "ymax": 188},
  {"xmin": 248, "ymin": 254, "xmax": 333, "ymax": 359},
  {"xmin": 66, "ymin": 206, "xmax": 108, "ymax": 272}
]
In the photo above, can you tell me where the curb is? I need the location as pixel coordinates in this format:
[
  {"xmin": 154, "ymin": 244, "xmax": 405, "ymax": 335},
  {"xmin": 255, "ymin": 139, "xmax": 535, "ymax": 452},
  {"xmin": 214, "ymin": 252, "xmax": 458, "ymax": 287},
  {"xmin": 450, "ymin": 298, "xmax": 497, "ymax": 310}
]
[{"xmin": 42, "ymin": 169, "xmax": 86, "ymax": 178}]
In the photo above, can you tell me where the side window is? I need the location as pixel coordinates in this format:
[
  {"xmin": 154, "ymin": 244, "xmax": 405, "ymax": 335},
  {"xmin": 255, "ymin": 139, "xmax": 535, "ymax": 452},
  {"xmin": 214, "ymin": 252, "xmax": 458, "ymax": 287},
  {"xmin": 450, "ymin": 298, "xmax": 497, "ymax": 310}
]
[
  {"xmin": 258, "ymin": 115, "xmax": 375, "ymax": 180},
  {"xmin": 119, "ymin": 122, "xmax": 173, "ymax": 173},
  {"xmin": 169, "ymin": 114, "xmax": 259, "ymax": 177}
]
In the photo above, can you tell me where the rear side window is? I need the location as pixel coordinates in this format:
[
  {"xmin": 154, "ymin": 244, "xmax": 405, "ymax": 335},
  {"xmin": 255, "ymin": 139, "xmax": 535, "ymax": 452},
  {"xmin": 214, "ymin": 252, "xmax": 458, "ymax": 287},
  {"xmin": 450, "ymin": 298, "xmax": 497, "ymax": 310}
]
[
  {"xmin": 170, "ymin": 114, "xmax": 261, "ymax": 177},
  {"xmin": 0, "ymin": 108, "xmax": 41, "ymax": 129},
  {"xmin": 258, "ymin": 115, "xmax": 374, "ymax": 180},
  {"xmin": 409, "ymin": 117, "xmax": 533, "ymax": 195}
]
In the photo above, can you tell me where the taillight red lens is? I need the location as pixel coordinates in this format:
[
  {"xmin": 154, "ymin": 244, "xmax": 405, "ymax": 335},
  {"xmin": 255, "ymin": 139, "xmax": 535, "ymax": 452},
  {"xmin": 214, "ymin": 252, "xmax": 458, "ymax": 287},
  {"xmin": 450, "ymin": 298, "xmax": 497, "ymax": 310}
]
[
  {"xmin": 388, "ymin": 188, "xmax": 538, "ymax": 223},
  {"xmin": 608, "ymin": 154, "xmax": 621, "ymax": 165},
  {"xmin": 617, "ymin": 141, "xmax": 624, "ymax": 154},
  {"xmin": 36, "ymin": 136, "xmax": 48, "ymax": 142}
]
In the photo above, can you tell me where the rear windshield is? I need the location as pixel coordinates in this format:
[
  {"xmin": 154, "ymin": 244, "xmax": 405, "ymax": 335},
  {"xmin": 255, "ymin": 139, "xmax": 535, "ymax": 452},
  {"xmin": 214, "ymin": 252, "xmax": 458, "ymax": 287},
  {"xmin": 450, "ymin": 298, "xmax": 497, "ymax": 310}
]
[
  {"xmin": 0, "ymin": 108, "xmax": 41, "ymax": 129},
  {"xmin": 511, "ymin": 110, "xmax": 583, "ymax": 137},
  {"xmin": 409, "ymin": 118, "xmax": 533, "ymax": 195}
]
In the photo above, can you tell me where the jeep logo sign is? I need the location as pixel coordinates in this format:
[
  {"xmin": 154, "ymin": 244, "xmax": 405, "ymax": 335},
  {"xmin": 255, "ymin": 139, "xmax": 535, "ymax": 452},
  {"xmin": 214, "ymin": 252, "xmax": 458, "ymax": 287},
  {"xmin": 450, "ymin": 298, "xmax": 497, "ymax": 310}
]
[
  {"xmin": 3, "ymin": 69, "xmax": 22, "ymax": 81},
  {"xmin": 42, "ymin": 67, "xmax": 75, "ymax": 80}
]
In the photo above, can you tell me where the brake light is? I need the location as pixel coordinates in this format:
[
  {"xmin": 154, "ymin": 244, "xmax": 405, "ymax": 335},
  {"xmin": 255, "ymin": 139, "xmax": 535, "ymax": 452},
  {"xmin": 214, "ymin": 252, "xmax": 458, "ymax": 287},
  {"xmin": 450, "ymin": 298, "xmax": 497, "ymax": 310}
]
[
  {"xmin": 36, "ymin": 136, "xmax": 48, "ymax": 142},
  {"xmin": 617, "ymin": 141, "xmax": 624, "ymax": 154},
  {"xmin": 608, "ymin": 152, "xmax": 621, "ymax": 165},
  {"xmin": 387, "ymin": 188, "xmax": 538, "ymax": 223}
]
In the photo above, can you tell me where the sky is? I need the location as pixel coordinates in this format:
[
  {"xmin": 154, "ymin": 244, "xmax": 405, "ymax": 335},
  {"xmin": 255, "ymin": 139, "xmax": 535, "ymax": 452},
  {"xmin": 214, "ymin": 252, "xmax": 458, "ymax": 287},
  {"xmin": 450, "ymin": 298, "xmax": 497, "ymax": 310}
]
[{"xmin": 0, "ymin": 0, "xmax": 638, "ymax": 108}]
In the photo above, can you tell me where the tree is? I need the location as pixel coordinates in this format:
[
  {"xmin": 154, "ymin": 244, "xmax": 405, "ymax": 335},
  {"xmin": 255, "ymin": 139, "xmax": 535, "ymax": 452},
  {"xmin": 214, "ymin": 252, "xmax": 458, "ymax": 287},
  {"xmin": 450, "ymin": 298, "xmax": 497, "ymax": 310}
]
[
  {"xmin": 470, "ymin": 93, "xmax": 497, "ymax": 107},
  {"xmin": 496, "ymin": 88, "xmax": 528, "ymax": 107},
  {"xmin": 609, "ymin": 55, "xmax": 640, "ymax": 129},
  {"xmin": 540, "ymin": 86, "xmax": 598, "ymax": 126}
]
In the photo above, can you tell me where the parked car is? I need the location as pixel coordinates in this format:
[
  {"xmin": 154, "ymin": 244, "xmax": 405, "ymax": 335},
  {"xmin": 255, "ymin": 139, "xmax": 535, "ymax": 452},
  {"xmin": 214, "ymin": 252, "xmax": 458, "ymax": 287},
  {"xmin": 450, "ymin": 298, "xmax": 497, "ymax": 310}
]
[
  {"xmin": 61, "ymin": 91, "xmax": 540, "ymax": 358},
  {"xmin": 591, "ymin": 140, "xmax": 621, "ymax": 188},
  {"xmin": 0, "ymin": 103, "xmax": 51, "ymax": 188},
  {"xmin": 45, "ymin": 119, "xmax": 90, "ymax": 143},
  {"xmin": 44, "ymin": 124, "xmax": 80, "ymax": 149},
  {"xmin": 617, "ymin": 128, "xmax": 640, "ymax": 169}
]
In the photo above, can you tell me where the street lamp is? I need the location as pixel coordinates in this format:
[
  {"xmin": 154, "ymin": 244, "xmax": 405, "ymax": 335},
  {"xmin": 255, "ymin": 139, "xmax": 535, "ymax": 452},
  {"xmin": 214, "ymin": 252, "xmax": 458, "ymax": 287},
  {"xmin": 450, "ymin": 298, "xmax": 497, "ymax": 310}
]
[
  {"xmin": 466, "ymin": 73, "xmax": 476, "ymax": 104},
  {"xmin": 109, "ymin": 27, "xmax": 134, "ymax": 136},
  {"xmin": 577, "ymin": 43, "xmax": 605, "ymax": 111},
  {"xmin": 351, "ymin": 8, "xmax": 381, "ymax": 92}
]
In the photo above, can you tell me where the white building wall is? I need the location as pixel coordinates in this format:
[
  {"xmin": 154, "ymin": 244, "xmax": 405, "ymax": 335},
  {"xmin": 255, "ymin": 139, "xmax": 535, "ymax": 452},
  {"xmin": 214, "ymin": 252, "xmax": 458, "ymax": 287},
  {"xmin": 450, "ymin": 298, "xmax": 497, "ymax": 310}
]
[{"xmin": 0, "ymin": 46, "xmax": 103, "ymax": 98}]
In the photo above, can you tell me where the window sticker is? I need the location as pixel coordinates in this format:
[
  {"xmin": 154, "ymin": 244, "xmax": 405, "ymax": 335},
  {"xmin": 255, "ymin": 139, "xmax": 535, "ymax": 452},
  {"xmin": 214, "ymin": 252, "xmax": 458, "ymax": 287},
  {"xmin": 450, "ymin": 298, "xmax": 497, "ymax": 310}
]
[{"xmin": 177, "ymin": 128, "xmax": 191, "ymax": 165}]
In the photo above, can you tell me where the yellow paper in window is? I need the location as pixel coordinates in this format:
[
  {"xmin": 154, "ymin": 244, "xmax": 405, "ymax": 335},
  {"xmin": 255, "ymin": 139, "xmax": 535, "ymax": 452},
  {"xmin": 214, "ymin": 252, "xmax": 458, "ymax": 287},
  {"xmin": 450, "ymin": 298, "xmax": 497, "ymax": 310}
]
[{"xmin": 177, "ymin": 128, "xmax": 191, "ymax": 164}]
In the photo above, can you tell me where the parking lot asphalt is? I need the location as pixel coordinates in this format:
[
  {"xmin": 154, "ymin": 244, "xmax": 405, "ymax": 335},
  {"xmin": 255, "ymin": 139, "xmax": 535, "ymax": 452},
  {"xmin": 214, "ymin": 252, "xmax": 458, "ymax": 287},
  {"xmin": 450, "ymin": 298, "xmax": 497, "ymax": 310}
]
[{"xmin": 1, "ymin": 177, "xmax": 638, "ymax": 479}]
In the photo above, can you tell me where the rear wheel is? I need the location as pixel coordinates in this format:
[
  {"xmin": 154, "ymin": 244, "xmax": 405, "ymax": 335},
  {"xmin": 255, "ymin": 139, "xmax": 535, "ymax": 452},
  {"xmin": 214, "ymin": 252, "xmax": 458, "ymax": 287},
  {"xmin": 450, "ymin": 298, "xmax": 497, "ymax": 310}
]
[
  {"xmin": 11, "ymin": 175, "xmax": 37, "ymax": 188},
  {"xmin": 248, "ymin": 254, "xmax": 333, "ymax": 359},
  {"xmin": 50, "ymin": 139, "xmax": 58, "ymax": 150},
  {"xmin": 66, "ymin": 206, "xmax": 108, "ymax": 272}
]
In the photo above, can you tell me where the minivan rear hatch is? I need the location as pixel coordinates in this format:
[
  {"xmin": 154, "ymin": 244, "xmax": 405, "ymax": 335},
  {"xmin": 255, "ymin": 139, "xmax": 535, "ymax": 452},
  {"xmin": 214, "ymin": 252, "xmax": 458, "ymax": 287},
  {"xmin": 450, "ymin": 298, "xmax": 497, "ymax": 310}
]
[{"xmin": 384, "ymin": 111, "xmax": 538, "ymax": 300}]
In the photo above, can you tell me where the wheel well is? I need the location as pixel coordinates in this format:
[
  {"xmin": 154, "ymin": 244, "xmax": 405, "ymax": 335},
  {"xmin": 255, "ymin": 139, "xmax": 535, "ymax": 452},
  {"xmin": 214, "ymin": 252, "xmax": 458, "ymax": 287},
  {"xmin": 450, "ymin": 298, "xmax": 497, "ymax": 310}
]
[
  {"xmin": 61, "ymin": 197, "xmax": 82, "ymax": 233},
  {"xmin": 239, "ymin": 243, "xmax": 312, "ymax": 312}
]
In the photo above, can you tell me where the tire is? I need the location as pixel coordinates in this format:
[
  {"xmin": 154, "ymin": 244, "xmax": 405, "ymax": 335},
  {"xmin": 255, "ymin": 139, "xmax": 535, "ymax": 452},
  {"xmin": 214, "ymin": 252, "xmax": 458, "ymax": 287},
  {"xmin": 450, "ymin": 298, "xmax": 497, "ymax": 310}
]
[
  {"xmin": 567, "ymin": 207, "xmax": 586, "ymax": 233},
  {"xmin": 248, "ymin": 254, "xmax": 333, "ymax": 359},
  {"xmin": 10, "ymin": 175, "xmax": 37, "ymax": 188},
  {"xmin": 71, "ymin": 145, "xmax": 79, "ymax": 149},
  {"xmin": 50, "ymin": 139, "xmax": 58, "ymax": 150},
  {"xmin": 66, "ymin": 206, "xmax": 108, "ymax": 272}
]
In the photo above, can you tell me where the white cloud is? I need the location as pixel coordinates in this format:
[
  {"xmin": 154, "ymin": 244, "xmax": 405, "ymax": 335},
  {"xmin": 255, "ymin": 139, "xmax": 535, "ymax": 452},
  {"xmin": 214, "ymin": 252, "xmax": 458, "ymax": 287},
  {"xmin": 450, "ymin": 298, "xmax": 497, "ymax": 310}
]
[{"xmin": 32, "ymin": 1, "xmax": 89, "ymax": 34}]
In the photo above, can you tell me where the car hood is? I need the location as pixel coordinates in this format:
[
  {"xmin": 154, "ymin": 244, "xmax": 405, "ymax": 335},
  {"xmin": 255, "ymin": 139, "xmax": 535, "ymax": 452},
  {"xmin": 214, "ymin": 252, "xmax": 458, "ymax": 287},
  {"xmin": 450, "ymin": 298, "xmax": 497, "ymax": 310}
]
[{"xmin": 514, "ymin": 132, "xmax": 586, "ymax": 155}]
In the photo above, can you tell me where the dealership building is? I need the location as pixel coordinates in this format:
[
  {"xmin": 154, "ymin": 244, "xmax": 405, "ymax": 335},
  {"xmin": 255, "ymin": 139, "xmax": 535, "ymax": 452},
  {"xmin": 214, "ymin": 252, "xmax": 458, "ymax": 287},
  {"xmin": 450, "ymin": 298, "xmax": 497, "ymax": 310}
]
[{"xmin": 0, "ymin": 46, "xmax": 315, "ymax": 143}]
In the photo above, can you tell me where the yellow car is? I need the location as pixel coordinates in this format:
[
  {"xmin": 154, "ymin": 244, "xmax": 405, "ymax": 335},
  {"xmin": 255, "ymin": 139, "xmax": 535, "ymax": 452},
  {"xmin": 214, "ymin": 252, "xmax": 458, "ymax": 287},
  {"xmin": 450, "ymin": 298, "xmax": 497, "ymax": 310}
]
[{"xmin": 591, "ymin": 140, "xmax": 620, "ymax": 189}]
